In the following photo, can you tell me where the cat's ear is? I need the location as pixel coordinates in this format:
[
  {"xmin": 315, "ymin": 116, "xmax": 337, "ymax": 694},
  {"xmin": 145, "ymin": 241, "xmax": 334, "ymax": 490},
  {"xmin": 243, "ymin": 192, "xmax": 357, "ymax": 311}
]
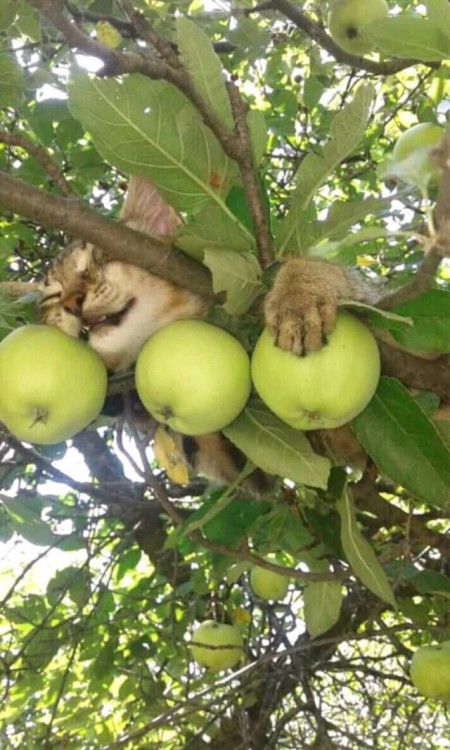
[{"xmin": 120, "ymin": 175, "xmax": 182, "ymax": 238}]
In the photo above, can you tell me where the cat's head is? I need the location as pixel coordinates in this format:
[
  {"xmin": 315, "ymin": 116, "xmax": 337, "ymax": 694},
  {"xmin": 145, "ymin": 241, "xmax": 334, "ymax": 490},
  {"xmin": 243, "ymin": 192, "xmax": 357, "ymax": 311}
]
[{"xmin": 38, "ymin": 178, "xmax": 203, "ymax": 371}]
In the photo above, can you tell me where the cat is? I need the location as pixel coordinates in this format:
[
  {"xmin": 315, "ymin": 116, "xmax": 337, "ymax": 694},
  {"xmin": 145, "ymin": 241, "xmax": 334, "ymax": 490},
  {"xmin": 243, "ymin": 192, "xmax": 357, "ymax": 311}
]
[{"xmin": 39, "ymin": 176, "xmax": 369, "ymax": 494}]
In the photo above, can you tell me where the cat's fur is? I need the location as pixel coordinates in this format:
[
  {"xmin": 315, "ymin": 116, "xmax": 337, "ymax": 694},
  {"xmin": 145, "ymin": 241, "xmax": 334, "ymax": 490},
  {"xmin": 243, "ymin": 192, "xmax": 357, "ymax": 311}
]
[{"xmin": 39, "ymin": 176, "xmax": 369, "ymax": 493}]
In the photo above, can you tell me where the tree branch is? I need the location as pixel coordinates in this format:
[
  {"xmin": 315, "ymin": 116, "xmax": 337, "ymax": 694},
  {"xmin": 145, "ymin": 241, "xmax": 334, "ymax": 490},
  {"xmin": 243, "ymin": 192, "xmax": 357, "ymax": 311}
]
[
  {"xmin": 0, "ymin": 131, "xmax": 72, "ymax": 195},
  {"xmin": 269, "ymin": 0, "xmax": 435, "ymax": 75},
  {"xmin": 0, "ymin": 171, "xmax": 215, "ymax": 302}
]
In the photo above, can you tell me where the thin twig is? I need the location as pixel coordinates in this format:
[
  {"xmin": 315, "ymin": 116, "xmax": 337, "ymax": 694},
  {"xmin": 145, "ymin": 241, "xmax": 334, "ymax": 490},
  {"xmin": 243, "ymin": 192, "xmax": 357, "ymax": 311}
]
[{"xmin": 0, "ymin": 130, "xmax": 72, "ymax": 195}]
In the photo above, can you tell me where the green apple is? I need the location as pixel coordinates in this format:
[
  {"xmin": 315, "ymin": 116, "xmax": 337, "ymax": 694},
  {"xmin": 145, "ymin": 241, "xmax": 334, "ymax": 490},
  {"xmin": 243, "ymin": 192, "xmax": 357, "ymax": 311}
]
[
  {"xmin": 328, "ymin": 0, "xmax": 389, "ymax": 55},
  {"xmin": 251, "ymin": 312, "xmax": 380, "ymax": 431},
  {"xmin": 389, "ymin": 122, "xmax": 445, "ymax": 187},
  {"xmin": 250, "ymin": 563, "xmax": 290, "ymax": 601},
  {"xmin": 190, "ymin": 620, "xmax": 244, "ymax": 671},
  {"xmin": 410, "ymin": 642, "xmax": 450, "ymax": 701},
  {"xmin": 135, "ymin": 320, "xmax": 251, "ymax": 436},
  {"xmin": 0, "ymin": 325, "xmax": 108, "ymax": 444}
]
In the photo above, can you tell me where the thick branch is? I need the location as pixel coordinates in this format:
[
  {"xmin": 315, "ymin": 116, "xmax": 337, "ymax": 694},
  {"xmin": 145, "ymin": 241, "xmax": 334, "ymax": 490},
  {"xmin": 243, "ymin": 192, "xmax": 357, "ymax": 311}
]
[
  {"xmin": 377, "ymin": 242, "xmax": 443, "ymax": 309},
  {"xmin": 378, "ymin": 338, "xmax": 450, "ymax": 403},
  {"xmin": 354, "ymin": 475, "xmax": 450, "ymax": 556},
  {"xmin": 0, "ymin": 171, "xmax": 215, "ymax": 302}
]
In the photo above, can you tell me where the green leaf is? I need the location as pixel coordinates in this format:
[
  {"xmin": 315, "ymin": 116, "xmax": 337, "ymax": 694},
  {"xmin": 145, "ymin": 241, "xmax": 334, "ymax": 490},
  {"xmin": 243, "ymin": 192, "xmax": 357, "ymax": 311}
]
[
  {"xmin": 275, "ymin": 85, "xmax": 374, "ymax": 255},
  {"xmin": 204, "ymin": 249, "xmax": 263, "ymax": 314},
  {"xmin": 368, "ymin": 17, "xmax": 450, "ymax": 61},
  {"xmin": 336, "ymin": 489, "xmax": 396, "ymax": 607},
  {"xmin": 90, "ymin": 639, "xmax": 116, "ymax": 681},
  {"xmin": 173, "ymin": 489, "xmax": 267, "ymax": 546},
  {"xmin": 246, "ymin": 109, "xmax": 268, "ymax": 165},
  {"xmin": 352, "ymin": 377, "xmax": 450, "ymax": 509},
  {"xmin": 0, "ymin": 0, "xmax": 17, "ymax": 30},
  {"xmin": 427, "ymin": 0, "xmax": 450, "ymax": 36},
  {"xmin": 68, "ymin": 73, "xmax": 246, "ymax": 223},
  {"xmin": 2, "ymin": 495, "xmax": 58, "ymax": 546},
  {"xmin": 370, "ymin": 290, "xmax": 450, "ymax": 353},
  {"xmin": 176, "ymin": 17, "xmax": 233, "ymax": 129},
  {"xmin": 303, "ymin": 580, "xmax": 343, "ymax": 638},
  {"xmin": 47, "ymin": 567, "xmax": 91, "ymax": 608},
  {"xmin": 0, "ymin": 53, "xmax": 24, "ymax": 108},
  {"xmin": 22, "ymin": 627, "xmax": 64, "ymax": 671},
  {"xmin": 115, "ymin": 546, "xmax": 142, "ymax": 581},
  {"xmin": 307, "ymin": 195, "xmax": 395, "ymax": 251},
  {"xmin": 177, "ymin": 203, "xmax": 255, "ymax": 260},
  {"xmin": 413, "ymin": 570, "xmax": 450, "ymax": 596},
  {"xmin": 223, "ymin": 400, "xmax": 331, "ymax": 489}
]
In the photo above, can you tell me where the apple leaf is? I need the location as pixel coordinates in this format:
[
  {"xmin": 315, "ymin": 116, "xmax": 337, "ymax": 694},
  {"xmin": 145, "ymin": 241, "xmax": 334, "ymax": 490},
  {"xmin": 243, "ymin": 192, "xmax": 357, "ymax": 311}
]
[
  {"xmin": 367, "ymin": 17, "xmax": 450, "ymax": 61},
  {"xmin": 413, "ymin": 570, "xmax": 450, "ymax": 597},
  {"xmin": 306, "ymin": 195, "xmax": 395, "ymax": 252},
  {"xmin": 2, "ymin": 494, "xmax": 59, "ymax": 546},
  {"xmin": 336, "ymin": 489, "xmax": 396, "ymax": 607},
  {"xmin": 177, "ymin": 204, "xmax": 255, "ymax": 260},
  {"xmin": 368, "ymin": 290, "xmax": 450, "ymax": 353},
  {"xmin": 223, "ymin": 401, "xmax": 331, "ymax": 489},
  {"xmin": 176, "ymin": 17, "xmax": 233, "ymax": 130},
  {"xmin": 246, "ymin": 109, "xmax": 268, "ymax": 165},
  {"xmin": 0, "ymin": 0, "xmax": 17, "ymax": 31},
  {"xmin": 275, "ymin": 84, "xmax": 374, "ymax": 255},
  {"xmin": 68, "ymin": 73, "xmax": 244, "ymax": 220},
  {"xmin": 0, "ymin": 54, "xmax": 24, "ymax": 108},
  {"xmin": 427, "ymin": 0, "xmax": 450, "ymax": 38},
  {"xmin": 341, "ymin": 300, "xmax": 413, "ymax": 328},
  {"xmin": 352, "ymin": 377, "xmax": 450, "ymax": 510},
  {"xmin": 204, "ymin": 249, "xmax": 263, "ymax": 315},
  {"xmin": 303, "ymin": 580, "xmax": 343, "ymax": 638}
]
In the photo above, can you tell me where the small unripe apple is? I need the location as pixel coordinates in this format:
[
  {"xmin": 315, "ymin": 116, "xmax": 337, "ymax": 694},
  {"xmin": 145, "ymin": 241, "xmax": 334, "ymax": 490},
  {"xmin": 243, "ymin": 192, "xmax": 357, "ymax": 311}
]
[
  {"xmin": 190, "ymin": 620, "xmax": 244, "ymax": 671},
  {"xmin": 0, "ymin": 325, "xmax": 107, "ymax": 444},
  {"xmin": 250, "ymin": 564, "xmax": 290, "ymax": 601},
  {"xmin": 135, "ymin": 320, "xmax": 251, "ymax": 436},
  {"xmin": 390, "ymin": 122, "xmax": 445, "ymax": 186},
  {"xmin": 328, "ymin": 0, "xmax": 389, "ymax": 55},
  {"xmin": 251, "ymin": 312, "xmax": 380, "ymax": 431},
  {"xmin": 410, "ymin": 642, "xmax": 450, "ymax": 701}
]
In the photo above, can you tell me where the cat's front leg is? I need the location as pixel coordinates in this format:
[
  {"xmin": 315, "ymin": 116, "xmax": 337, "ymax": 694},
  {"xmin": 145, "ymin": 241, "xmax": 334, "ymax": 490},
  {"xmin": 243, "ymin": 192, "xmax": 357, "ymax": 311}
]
[{"xmin": 264, "ymin": 258, "xmax": 369, "ymax": 355}]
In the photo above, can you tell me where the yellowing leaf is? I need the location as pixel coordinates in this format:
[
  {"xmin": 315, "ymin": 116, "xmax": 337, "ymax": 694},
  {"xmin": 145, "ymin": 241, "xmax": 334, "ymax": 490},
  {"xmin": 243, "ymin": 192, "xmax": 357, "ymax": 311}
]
[
  {"xmin": 153, "ymin": 426, "xmax": 189, "ymax": 484},
  {"xmin": 95, "ymin": 21, "xmax": 122, "ymax": 49}
]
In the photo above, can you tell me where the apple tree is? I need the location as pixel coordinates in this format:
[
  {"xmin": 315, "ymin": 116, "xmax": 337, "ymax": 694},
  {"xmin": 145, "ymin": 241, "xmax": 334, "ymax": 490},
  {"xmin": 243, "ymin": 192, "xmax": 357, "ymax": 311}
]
[{"xmin": 0, "ymin": 0, "xmax": 449, "ymax": 748}]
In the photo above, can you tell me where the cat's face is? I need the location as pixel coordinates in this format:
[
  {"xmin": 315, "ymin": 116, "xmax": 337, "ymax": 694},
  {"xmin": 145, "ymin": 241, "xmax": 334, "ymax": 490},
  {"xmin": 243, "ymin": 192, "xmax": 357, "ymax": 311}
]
[{"xmin": 39, "ymin": 242, "xmax": 203, "ymax": 371}]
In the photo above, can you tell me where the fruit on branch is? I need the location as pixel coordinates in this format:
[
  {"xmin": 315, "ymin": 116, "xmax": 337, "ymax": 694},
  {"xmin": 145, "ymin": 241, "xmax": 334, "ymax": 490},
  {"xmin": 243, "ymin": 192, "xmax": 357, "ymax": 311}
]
[
  {"xmin": 135, "ymin": 319, "xmax": 251, "ymax": 436},
  {"xmin": 386, "ymin": 122, "xmax": 446, "ymax": 187},
  {"xmin": 250, "ymin": 563, "xmax": 290, "ymax": 601},
  {"xmin": 328, "ymin": 0, "xmax": 389, "ymax": 55},
  {"xmin": 0, "ymin": 325, "xmax": 107, "ymax": 444},
  {"xmin": 251, "ymin": 312, "xmax": 380, "ymax": 431},
  {"xmin": 410, "ymin": 642, "xmax": 450, "ymax": 701},
  {"xmin": 189, "ymin": 620, "xmax": 244, "ymax": 671}
]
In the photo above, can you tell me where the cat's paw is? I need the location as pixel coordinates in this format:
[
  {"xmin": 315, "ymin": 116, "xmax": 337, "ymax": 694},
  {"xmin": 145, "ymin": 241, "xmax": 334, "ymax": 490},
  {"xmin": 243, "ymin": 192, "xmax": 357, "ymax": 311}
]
[
  {"xmin": 264, "ymin": 290, "xmax": 337, "ymax": 355},
  {"xmin": 264, "ymin": 258, "xmax": 356, "ymax": 355}
]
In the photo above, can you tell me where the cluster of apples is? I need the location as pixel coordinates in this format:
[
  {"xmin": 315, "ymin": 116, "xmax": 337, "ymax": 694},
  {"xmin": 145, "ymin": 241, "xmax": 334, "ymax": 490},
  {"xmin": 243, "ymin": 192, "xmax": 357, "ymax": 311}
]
[
  {"xmin": 190, "ymin": 562, "xmax": 290, "ymax": 671},
  {"xmin": 135, "ymin": 313, "xmax": 381, "ymax": 435},
  {"xmin": 0, "ymin": 312, "xmax": 381, "ymax": 446}
]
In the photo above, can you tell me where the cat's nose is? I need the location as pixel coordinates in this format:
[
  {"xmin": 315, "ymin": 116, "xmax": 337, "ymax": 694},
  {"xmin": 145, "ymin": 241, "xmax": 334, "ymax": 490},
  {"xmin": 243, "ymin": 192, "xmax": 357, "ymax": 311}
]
[{"xmin": 63, "ymin": 293, "xmax": 84, "ymax": 316}]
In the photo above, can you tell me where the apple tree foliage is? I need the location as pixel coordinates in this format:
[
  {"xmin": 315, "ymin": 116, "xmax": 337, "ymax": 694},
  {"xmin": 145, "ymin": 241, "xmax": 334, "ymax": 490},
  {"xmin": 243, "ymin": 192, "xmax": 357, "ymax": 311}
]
[{"xmin": 0, "ymin": 0, "xmax": 449, "ymax": 747}]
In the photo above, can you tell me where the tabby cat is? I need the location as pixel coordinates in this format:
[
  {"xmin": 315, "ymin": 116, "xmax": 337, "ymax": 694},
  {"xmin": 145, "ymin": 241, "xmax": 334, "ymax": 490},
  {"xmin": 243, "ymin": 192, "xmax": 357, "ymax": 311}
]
[{"xmin": 39, "ymin": 176, "xmax": 369, "ymax": 493}]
